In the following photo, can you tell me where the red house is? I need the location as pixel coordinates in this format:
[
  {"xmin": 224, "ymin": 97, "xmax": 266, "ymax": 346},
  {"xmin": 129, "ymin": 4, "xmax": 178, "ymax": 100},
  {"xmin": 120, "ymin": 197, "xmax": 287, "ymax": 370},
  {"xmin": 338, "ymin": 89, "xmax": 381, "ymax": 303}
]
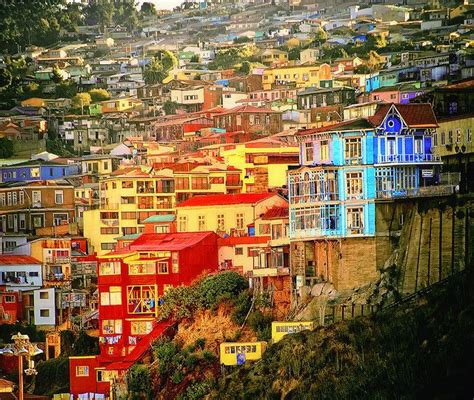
[
  {"xmin": 69, "ymin": 231, "xmax": 218, "ymax": 398},
  {"xmin": 0, "ymin": 286, "xmax": 22, "ymax": 324}
]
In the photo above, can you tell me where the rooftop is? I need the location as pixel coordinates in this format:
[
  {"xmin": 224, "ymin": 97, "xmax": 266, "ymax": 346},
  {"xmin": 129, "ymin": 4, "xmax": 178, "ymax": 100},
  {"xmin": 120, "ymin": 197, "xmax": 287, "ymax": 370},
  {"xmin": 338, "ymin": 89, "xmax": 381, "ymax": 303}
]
[
  {"xmin": 0, "ymin": 255, "xmax": 41, "ymax": 265},
  {"xmin": 176, "ymin": 192, "xmax": 276, "ymax": 207},
  {"xmin": 128, "ymin": 231, "xmax": 216, "ymax": 251}
]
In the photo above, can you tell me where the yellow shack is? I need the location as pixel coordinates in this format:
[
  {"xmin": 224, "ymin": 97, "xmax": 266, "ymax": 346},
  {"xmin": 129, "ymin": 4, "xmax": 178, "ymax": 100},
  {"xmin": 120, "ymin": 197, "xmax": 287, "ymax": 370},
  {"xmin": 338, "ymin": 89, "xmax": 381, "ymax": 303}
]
[
  {"xmin": 219, "ymin": 342, "xmax": 267, "ymax": 366},
  {"xmin": 271, "ymin": 321, "xmax": 315, "ymax": 343}
]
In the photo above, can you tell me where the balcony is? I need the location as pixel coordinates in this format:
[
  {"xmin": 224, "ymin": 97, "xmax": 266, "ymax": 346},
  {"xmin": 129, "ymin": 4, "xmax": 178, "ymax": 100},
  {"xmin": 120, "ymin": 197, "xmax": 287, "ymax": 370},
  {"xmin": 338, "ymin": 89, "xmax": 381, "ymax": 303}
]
[
  {"xmin": 252, "ymin": 267, "xmax": 290, "ymax": 278},
  {"xmin": 377, "ymin": 154, "xmax": 441, "ymax": 164},
  {"xmin": 376, "ymin": 185, "xmax": 455, "ymax": 200},
  {"xmin": 101, "ymin": 219, "xmax": 119, "ymax": 226},
  {"xmin": 45, "ymin": 256, "xmax": 70, "ymax": 264},
  {"xmin": 291, "ymin": 193, "xmax": 339, "ymax": 204}
]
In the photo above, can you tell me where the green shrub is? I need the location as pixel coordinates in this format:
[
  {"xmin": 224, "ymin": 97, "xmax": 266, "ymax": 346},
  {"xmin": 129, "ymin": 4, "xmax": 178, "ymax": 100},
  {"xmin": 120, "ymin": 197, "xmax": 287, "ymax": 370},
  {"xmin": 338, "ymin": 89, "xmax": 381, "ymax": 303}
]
[
  {"xmin": 196, "ymin": 271, "xmax": 248, "ymax": 309},
  {"xmin": 195, "ymin": 338, "xmax": 206, "ymax": 350},
  {"xmin": 231, "ymin": 290, "xmax": 252, "ymax": 325},
  {"xmin": 153, "ymin": 338, "xmax": 179, "ymax": 375},
  {"xmin": 179, "ymin": 379, "xmax": 214, "ymax": 400},
  {"xmin": 248, "ymin": 310, "xmax": 273, "ymax": 341},
  {"xmin": 34, "ymin": 357, "xmax": 69, "ymax": 395},
  {"xmin": 171, "ymin": 370, "xmax": 184, "ymax": 384},
  {"xmin": 126, "ymin": 364, "xmax": 152, "ymax": 400}
]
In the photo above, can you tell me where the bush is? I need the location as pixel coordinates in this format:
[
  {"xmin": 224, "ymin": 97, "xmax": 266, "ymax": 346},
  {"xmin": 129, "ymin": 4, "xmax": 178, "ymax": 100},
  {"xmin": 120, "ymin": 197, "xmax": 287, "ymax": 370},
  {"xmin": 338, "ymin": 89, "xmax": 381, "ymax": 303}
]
[
  {"xmin": 153, "ymin": 338, "xmax": 179, "ymax": 375},
  {"xmin": 248, "ymin": 310, "xmax": 273, "ymax": 341},
  {"xmin": 179, "ymin": 379, "xmax": 214, "ymax": 400},
  {"xmin": 127, "ymin": 364, "xmax": 152, "ymax": 400},
  {"xmin": 34, "ymin": 357, "xmax": 70, "ymax": 396}
]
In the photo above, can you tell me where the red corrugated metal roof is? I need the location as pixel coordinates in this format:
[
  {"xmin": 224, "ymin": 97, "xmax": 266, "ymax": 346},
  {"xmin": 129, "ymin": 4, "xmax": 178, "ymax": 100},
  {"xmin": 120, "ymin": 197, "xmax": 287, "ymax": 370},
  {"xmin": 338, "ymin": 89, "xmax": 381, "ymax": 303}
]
[
  {"xmin": 369, "ymin": 103, "xmax": 438, "ymax": 128},
  {"xmin": 176, "ymin": 193, "xmax": 275, "ymax": 207},
  {"xmin": 129, "ymin": 231, "xmax": 216, "ymax": 251},
  {"xmin": 218, "ymin": 236, "xmax": 270, "ymax": 246},
  {"xmin": 0, "ymin": 255, "xmax": 41, "ymax": 265},
  {"xmin": 217, "ymin": 105, "xmax": 278, "ymax": 116}
]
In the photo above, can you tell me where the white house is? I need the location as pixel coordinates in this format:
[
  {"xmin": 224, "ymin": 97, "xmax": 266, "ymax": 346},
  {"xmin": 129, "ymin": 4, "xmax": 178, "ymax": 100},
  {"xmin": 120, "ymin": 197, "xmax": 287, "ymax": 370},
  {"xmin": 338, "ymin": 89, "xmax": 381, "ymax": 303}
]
[
  {"xmin": 33, "ymin": 287, "xmax": 56, "ymax": 326},
  {"xmin": 0, "ymin": 255, "xmax": 42, "ymax": 291}
]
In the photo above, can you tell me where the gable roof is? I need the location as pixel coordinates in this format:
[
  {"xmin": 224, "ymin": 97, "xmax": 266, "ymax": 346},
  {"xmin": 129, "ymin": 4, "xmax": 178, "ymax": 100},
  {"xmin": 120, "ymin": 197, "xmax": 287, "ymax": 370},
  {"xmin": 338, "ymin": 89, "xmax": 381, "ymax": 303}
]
[
  {"xmin": 128, "ymin": 232, "xmax": 215, "ymax": 251},
  {"xmin": 368, "ymin": 103, "xmax": 438, "ymax": 128},
  {"xmin": 296, "ymin": 119, "xmax": 373, "ymax": 136},
  {"xmin": 176, "ymin": 193, "xmax": 276, "ymax": 207},
  {"xmin": 261, "ymin": 206, "xmax": 289, "ymax": 220}
]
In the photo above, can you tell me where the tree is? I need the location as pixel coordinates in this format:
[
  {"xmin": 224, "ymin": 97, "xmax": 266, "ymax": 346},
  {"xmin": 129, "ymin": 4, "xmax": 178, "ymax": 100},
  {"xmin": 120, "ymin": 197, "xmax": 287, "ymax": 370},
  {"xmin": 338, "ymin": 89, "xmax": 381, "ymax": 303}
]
[
  {"xmin": 155, "ymin": 50, "xmax": 178, "ymax": 72},
  {"xmin": 163, "ymin": 100, "xmax": 179, "ymax": 115},
  {"xmin": 0, "ymin": 138, "xmax": 14, "ymax": 158},
  {"xmin": 55, "ymin": 82, "xmax": 77, "ymax": 98},
  {"xmin": 368, "ymin": 50, "xmax": 383, "ymax": 72},
  {"xmin": 0, "ymin": 69, "xmax": 12, "ymax": 90},
  {"xmin": 88, "ymin": 88, "xmax": 110, "ymax": 102},
  {"xmin": 143, "ymin": 58, "xmax": 167, "ymax": 84},
  {"xmin": 140, "ymin": 1, "xmax": 157, "ymax": 17},
  {"xmin": 72, "ymin": 93, "xmax": 92, "ymax": 112},
  {"xmin": 51, "ymin": 66, "xmax": 64, "ymax": 84},
  {"xmin": 190, "ymin": 54, "xmax": 200, "ymax": 63},
  {"xmin": 239, "ymin": 61, "xmax": 251, "ymax": 75},
  {"xmin": 313, "ymin": 26, "xmax": 328, "ymax": 44}
]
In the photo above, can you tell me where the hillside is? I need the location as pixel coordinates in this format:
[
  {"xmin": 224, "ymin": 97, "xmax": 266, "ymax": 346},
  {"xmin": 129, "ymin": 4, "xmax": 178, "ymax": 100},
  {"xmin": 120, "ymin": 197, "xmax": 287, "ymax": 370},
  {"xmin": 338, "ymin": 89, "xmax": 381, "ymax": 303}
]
[{"xmin": 211, "ymin": 270, "xmax": 474, "ymax": 399}]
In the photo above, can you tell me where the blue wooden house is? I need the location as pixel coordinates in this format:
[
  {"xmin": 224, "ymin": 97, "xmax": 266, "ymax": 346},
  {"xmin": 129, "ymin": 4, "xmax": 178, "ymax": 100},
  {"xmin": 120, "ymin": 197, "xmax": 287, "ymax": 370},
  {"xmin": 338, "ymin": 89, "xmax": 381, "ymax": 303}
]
[
  {"xmin": 369, "ymin": 103, "xmax": 441, "ymax": 199},
  {"xmin": 0, "ymin": 160, "xmax": 80, "ymax": 183},
  {"xmin": 288, "ymin": 103, "xmax": 441, "ymax": 241},
  {"xmin": 288, "ymin": 119, "xmax": 376, "ymax": 240}
]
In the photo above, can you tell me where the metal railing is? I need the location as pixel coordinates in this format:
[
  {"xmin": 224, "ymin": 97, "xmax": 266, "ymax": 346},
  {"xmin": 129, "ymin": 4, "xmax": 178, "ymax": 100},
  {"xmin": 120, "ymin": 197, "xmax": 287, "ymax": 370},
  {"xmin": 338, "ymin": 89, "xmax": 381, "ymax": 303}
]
[{"xmin": 377, "ymin": 154, "xmax": 441, "ymax": 163}]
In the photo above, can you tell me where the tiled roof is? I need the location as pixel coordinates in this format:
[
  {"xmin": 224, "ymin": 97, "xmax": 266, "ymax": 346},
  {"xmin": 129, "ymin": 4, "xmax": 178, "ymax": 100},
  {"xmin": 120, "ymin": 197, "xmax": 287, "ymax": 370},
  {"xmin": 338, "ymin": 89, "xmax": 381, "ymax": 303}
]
[
  {"xmin": 176, "ymin": 193, "xmax": 276, "ymax": 207},
  {"xmin": 296, "ymin": 119, "xmax": 373, "ymax": 136},
  {"xmin": 129, "ymin": 231, "xmax": 216, "ymax": 251},
  {"xmin": 143, "ymin": 214, "xmax": 176, "ymax": 223},
  {"xmin": 0, "ymin": 255, "xmax": 41, "ymax": 265},
  {"xmin": 261, "ymin": 206, "xmax": 289, "ymax": 220},
  {"xmin": 218, "ymin": 236, "xmax": 270, "ymax": 246},
  {"xmin": 217, "ymin": 105, "xmax": 278, "ymax": 116},
  {"xmin": 368, "ymin": 103, "xmax": 438, "ymax": 128}
]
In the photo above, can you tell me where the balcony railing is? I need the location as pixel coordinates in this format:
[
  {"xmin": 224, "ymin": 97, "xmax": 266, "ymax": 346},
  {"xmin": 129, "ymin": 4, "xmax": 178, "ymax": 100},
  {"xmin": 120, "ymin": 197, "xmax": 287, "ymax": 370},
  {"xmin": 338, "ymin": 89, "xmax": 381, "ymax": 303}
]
[
  {"xmin": 376, "ymin": 185, "xmax": 455, "ymax": 199},
  {"xmin": 45, "ymin": 256, "xmax": 70, "ymax": 264},
  {"xmin": 377, "ymin": 154, "xmax": 441, "ymax": 164},
  {"xmin": 290, "ymin": 193, "xmax": 339, "ymax": 204},
  {"xmin": 45, "ymin": 273, "xmax": 71, "ymax": 281}
]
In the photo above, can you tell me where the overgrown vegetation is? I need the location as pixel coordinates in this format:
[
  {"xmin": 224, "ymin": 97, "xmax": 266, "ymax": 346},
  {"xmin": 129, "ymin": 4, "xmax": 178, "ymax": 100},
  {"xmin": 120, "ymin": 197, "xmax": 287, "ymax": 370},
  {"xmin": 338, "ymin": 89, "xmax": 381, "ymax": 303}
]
[
  {"xmin": 210, "ymin": 270, "xmax": 474, "ymax": 399},
  {"xmin": 158, "ymin": 271, "xmax": 249, "ymax": 321}
]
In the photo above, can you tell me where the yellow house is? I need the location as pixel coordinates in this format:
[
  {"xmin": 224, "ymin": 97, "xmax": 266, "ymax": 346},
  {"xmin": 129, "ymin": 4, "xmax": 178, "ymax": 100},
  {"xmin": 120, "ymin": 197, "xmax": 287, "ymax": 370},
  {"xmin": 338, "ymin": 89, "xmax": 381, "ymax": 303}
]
[
  {"xmin": 21, "ymin": 98, "xmax": 46, "ymax": 108},
  {"xmin": 261, "ymin": 49, "xmax": 289, "ymax": 66},
  {"xmin": 84, "ymin": 164, "xmax": 244, "ymax": 254},
  {"xmin": 220, "ymin": 139, "xmax": 299, "ymax": 193},
  {"xmin": 175, "ymin": 193, "xmax": 288, "ymax": 236},
  {"xmin": 219, "ymin": 342, "xmax": 267, "ymax": 366},
  {"xmin": 163, "ymin": 69, "xmax": 204, "ymax": 84},
  {"xmin": 262, "ymin": 64, "xmax": 332, "ymax": 90},
  {"xmin": 433, "ymin": 114, "xmax": 474, "ymax": 159},
  {"xmin": 271, "ymin": 321, "xmax": 315, "ymax": 343},
  {"xmin": 100, "ymin": 98, "xmax": 142, "ymax": 113},
  {"xmin": 81, "ymin": 155, "xmax": 120, "ymax": 178}
]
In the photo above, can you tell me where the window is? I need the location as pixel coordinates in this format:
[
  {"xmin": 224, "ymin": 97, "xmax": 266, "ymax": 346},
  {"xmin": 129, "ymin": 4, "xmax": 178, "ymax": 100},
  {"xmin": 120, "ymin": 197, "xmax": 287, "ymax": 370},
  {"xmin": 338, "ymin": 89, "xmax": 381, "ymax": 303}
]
[
  {"xmin": 414, "ymin": 137, "xmax": 423, "ymax": 154},
  {"xmin": 19, "ymin": 191, "xmax": 24, "ymax": 204},
  {"xmin": 467, "ymin": 129, "xmax": 472, "ymax": 143},
  {"xmin": 40, "ymin": 309, "xmax": 50, "ymax": 317},
  {"xmin": 172, "ymin": 252, "xmax": 179, "ymax": 273},
  {"xmin": 32, "ymin": 190, "xmax": 41, "ymax": 205},
  {"xmin": 191, "ymin": 177, "xmax": 208, "ymax": 190},
  {"xmin": 110, "ymin": 287, "xmax": 121, "ymax": 305},
  {"xmin": 441, "ymin": 131, "xmax": 446, "ymax": 145},
  {"xmin": 456, "ymin": 129, "xmax": 462, "ymax": 143},
  {"xmin": 344, "ymin": 138, "xmax": 362, "ymax": 163},
  {"xmin": 102, "ymin": 319, "xmax": 122, "ymax": 334},
  {"xmin": 448, "ymin": 130, "xmax": 453, "ymax": 144},
  {"xmin": 320, "ymin": 140, "xmax": 329, "ymax": 161},
  {"xmin": 12, "ymin": 192, "xmax": 17, "ymax": 205},
  {"xmin": 304, "ymin": 142, "xmax": 314, "ymax": 163},
  {"xmin": 272, "ymin": 224, "xmax": 283, "ymax": 240},
  {"xmin": 217, "ymin": 214, "xmax": 225, "ymax": 231},
  {"xmin": 178, "ymin": 216, "xmax": 187, "ymax": 232},
  {"xmin": 158, "ymin": 262, "xmax": 169, "ymax": 274},
  {"xmin": 99, "ymin": 262, "xmax": 121, "ymax": 275},
  {"xmin": 30, "ymin": 168, "xmax": 40, "ymax": 178},
  {"xmin": 346, "ymin": 172, "xmax": 363, "ymax": 200},
  {"xmin": 54, "ymin": 190, "xmax": 64, "ymax": 204},
  {"xmin": 129, "ymin": 262, "xmax": 156, "ymax": 275},
  {"xmin": 7, "ymin": 192, "xmax": 11, "ymax": 206},
  {"xmin": 121, "ymin": 212, "xmax": 137, "ymax": 219},
  {"xmin": 198, "ymin": 215, "xmax": 206, "ymax": 231},
  {"xmin": 175, "ymin": 177, "xmax": 189, "ymax": 190},
  {"xmin": 235, "ymin": 247, "xmax": 243, "ymax": 255},
  {"xmin": 101, "ymin": 243, "xmax": 116, "ymax": 251},
  {"xmin": 122, "ymin": 181, "xmax": 133, "ymax": 188},
  {"xmin": 76, "ymin": 366, "xmax": 89, "ymax": 377},
  {"xmin": 32, "ymin": 215, "xmax": 44, "ymax": 228},
  {"xmin": 40, "ymin": 292, "xmax": 49, "ymax": 300},
  {"xmin": 387, "ymin": 138, "xmax": 396, "ymax": 156},
  {"xmin": 236, "ymin": 213, "xmax": 244, "ymax": 230},
  {"xmin": 259, "ymin": 223, "xmax": 270, "ymax": 235},
  {"xmin": 4, "ymin": 295, "xmax": 15, "ymax": 303},
  {"xmin": 0, "ymin": 194, "xmax": 5, "ymax": 206},
  {"xmin": 433, "ymin": 133, "xmax": 438, "ymax": 147},
  {"xmin": 347, "ymin": 207, "xmax": 364, "ymax": 234},
  {"xmin": 100, "ymin": 227, "xmax": 120, "ymax": 235},
  {"xmin": 131, "ymin": 321, "xmax": 153, "ymax": 335}
]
